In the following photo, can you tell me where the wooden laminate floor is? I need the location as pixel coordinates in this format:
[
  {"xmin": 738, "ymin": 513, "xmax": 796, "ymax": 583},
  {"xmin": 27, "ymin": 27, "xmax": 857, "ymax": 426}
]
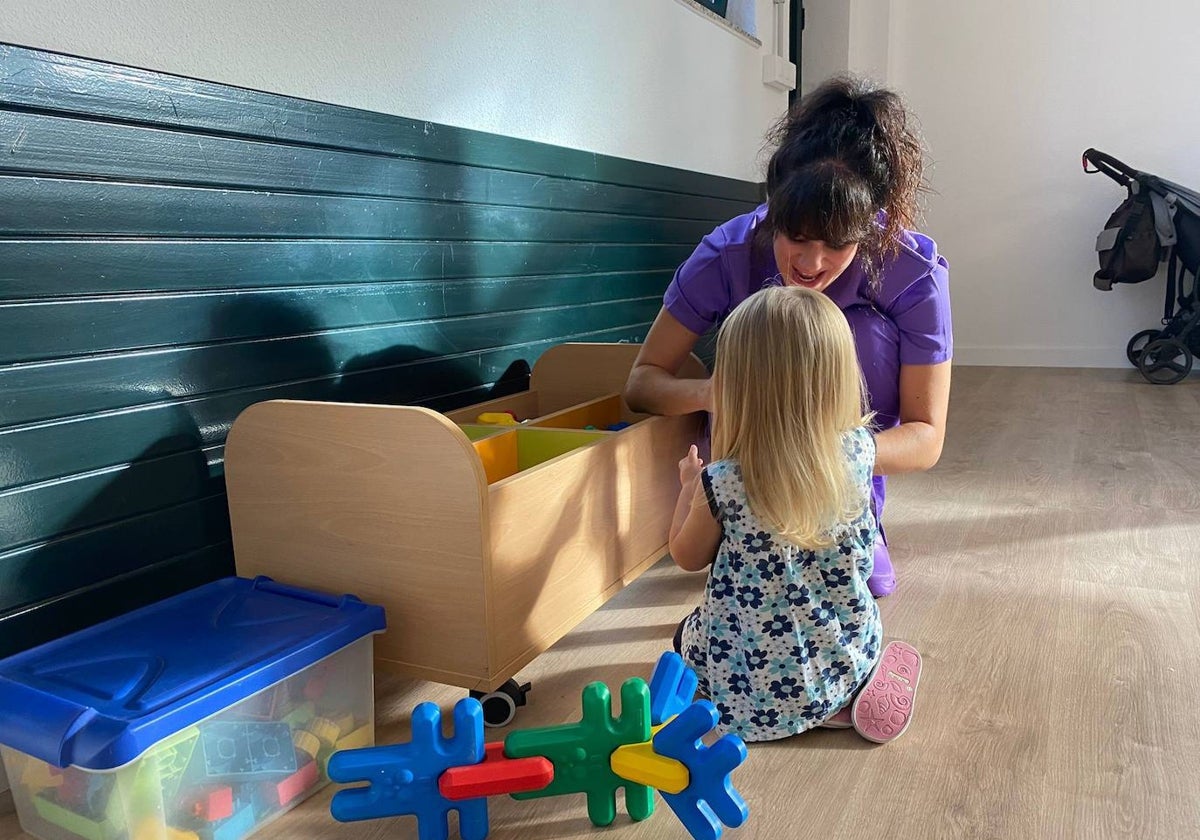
[{"xmin": 4, "ymin": 366, "xmax": 1198, "ymax": 839}]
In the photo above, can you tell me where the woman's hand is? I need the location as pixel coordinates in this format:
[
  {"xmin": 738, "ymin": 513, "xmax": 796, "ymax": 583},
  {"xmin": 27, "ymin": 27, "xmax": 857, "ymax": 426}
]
[
  {"xmin": 625, "ymin": 309, "xmax": 710, "ymax": 416},
  {"xmin": 873, "ymin": 361, "xmax": 951, "ymax": 474},
  {"xmin": 678, "ymin": 445, "xmax": 704, "ymax": 488}
]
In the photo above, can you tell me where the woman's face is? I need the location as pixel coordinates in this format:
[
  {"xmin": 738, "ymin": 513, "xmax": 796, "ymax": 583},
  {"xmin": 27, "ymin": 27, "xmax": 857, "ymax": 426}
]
[{"xmin": 772, "ymin": 233, "xmax": 859, "ymax": 292}]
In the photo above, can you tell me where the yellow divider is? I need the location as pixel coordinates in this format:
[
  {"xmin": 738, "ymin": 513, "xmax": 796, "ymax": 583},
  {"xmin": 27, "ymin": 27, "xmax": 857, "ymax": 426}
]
[
  {"xmin": 472, "ymin": 430, "xmax": 519, "ymax": 483},
  {"xmin": 530, "ymin": 394, "xmax": 625, "ymax": 431}
]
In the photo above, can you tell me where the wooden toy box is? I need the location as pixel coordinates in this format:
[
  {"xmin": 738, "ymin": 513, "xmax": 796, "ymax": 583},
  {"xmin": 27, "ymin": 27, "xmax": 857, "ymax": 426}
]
[{"xmin": 224, "ymin": 344, "xmax": 705, "ymax": 693}]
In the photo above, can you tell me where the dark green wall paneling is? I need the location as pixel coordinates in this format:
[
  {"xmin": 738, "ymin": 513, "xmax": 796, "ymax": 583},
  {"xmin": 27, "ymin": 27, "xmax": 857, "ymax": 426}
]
[{"xmin": 0, "ymin": 43, "xmax": 760, "ymax": 656}]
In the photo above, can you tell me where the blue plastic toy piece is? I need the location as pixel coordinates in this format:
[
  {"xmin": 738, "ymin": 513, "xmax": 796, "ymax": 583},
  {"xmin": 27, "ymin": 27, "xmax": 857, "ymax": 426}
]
[
  {"xmin": 212, "ymin": 802, "xmax": 256, "ymax": 840},
  {"xmin": 653, "ymin": 701, "xmax": 749, "ymax": 840},
  {"xmin": 327, "ymin": 698, "xmax": 488, "ymax": 840},
  {"xmin": 200, "ymin": 721, "xmax": 297, "ymax": 779},
  {"xmin": 648, "ymin": 651, "xmax": 699, "ymax": 726}
]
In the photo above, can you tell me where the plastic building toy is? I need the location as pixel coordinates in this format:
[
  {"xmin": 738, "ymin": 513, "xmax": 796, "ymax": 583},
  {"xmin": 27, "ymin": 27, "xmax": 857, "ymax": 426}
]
[
  {"xmin": 182, "ymin": 785, "xmax": 234, "ymax": 821},
  {"xmin": 327, "ymin": 699, "xmax": 489, "ymax": 840},
  {"xmin": 505, "ymin": 678, "xmax": 654, "ymax": 826},
  {"xmin": 19, "ymin": 760, "xmax": 63, "ymax": 792},
  {"xmin": 212, "ymin": 803, "xmax": 256, "ymax": 840},
  {"xmin": 291, "ymin": 730, "xmax": 322, "ymax": 763},
  {"xmin": 438, "ymin": 742, "xmax": 553, "ymax": 800},
  {"xmin": 654, "ymin": 701, "xmax": 749, "ymax": 840},
  {"xmin": 336, "ymin": 724, "xmax": 373, "ymax": 751},
  {"xmin": 477, "ymin": 412, "xmax": 519, "ymax": 426},
  {"xmin": 200, "ymin": 721, "xmax": 297, "ymax": 779},
  {"xmin": 149, "ymin": 727, "xmax": 201, "ymax": 800},
  {"xmin": 606, "ymin": 422, "xmax": 632, "ymax": 431},
  {"xmin": 649, "ymin": 650, "xmax": 699, "ymax": 726},
  {"xmin": 327, "ymin": 654, "xmax": 749, "ymax": 840},
  {"xmin": 609, "ymin": 735, "xmax": 688, "ymax": 794},
  {"xmin": 266, "ymin": 758, "xmax": 320, "ymax": 808}
]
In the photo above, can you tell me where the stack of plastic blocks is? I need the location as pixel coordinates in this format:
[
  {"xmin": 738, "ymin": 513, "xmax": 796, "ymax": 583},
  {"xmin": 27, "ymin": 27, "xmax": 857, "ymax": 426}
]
[{"xmin": 327, "ymin": 652, "xmax": 749, "ymax": 840}]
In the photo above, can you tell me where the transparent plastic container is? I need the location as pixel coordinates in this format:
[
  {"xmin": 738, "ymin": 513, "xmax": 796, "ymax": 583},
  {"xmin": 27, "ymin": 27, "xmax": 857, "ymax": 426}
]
[{"xmin": 0, "ymin": 578, "xmax": 384, "ymax": 840}]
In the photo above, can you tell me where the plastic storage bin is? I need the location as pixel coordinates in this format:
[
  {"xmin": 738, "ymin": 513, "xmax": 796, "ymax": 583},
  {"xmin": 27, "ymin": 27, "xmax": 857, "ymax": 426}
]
[{"xmin": 0, "ymin": 577, "xmax": 385, "ymax": 840}]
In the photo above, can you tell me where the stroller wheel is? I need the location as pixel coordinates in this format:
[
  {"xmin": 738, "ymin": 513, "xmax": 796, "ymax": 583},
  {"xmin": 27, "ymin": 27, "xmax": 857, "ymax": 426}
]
[
  {"xmin": 1138, "ymin": 338, "xmax": 1193, "ymax": 385},
  {"xmin": 1127, "ymin": 329, "xmax": 1164, "ymax": 366}
]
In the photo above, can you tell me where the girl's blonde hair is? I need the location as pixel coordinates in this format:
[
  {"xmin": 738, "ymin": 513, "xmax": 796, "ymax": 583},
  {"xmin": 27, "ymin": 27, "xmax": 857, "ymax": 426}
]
[{"xmin": 711, "ymin": 286, "xmax": 870, "ymax": 548}]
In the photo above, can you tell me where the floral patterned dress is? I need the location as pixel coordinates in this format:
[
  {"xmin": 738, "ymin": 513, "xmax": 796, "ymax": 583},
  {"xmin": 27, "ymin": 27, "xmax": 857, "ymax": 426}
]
[{"xmin": 680, "ymin": 427, "xmax": 882, "ymax": 742}]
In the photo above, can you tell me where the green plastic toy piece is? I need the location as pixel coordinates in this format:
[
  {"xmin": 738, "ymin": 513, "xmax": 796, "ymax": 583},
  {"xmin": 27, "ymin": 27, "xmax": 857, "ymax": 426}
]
[
  {"xmin": 504, "ymin": 678, "xmax": 653, "ymax": 827},
  {"xmin": 33, "ymin": 792, "xmax": 123, "ymax": 840},
  {"xmin": 144, "ymin": 726, "xmax": 200, "ymax": 800}
]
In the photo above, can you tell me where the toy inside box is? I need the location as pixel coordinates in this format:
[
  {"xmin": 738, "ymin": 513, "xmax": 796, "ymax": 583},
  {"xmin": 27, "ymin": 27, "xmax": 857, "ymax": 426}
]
[{"xmin": 0, "ymin": 577, "xmax": 385, "ymax": 840}]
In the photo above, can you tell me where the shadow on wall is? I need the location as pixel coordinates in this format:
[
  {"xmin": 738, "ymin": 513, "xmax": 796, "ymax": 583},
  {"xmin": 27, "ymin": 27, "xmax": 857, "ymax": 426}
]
[{"xmin": 3, "ymin": 292, "xmax": 532, "ymax": 656}]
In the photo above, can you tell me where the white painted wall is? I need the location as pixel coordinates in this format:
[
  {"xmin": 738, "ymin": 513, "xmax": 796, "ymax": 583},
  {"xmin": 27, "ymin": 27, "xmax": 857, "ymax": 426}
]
[
  {"xmin": 889, "ymin": 0, "xmax": 1200, "ymax": 366},
  {"xmin": 800, "ymin": 0, "xmax": 852, "ymax": 94},
  {"xmin": 0, "ymin": 0, "xmax": 788, "ymax": 182},
  {"xmin": 848, "ymin": 0, "xmax": 891, "ymax": 85},
  {"xmin": 800, "ymin": 0, "xmax": 890, "ymax": 93},
  {"xmin": 797, "ymin": 0, "xmax": 1200, "ymax": 367}
]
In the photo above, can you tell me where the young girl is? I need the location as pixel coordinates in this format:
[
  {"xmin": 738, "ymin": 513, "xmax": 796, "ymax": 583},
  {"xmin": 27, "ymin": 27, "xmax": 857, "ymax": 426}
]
[{"xmin": 668, "ymin": 285, "xmax": 921, "ymax": 744}]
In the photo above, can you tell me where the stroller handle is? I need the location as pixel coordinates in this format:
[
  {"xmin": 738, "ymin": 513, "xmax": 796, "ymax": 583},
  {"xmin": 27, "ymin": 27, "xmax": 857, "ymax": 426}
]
[{"xmin": 1083, "ymin": 148, "xmax": 1139, "ymax": 186}]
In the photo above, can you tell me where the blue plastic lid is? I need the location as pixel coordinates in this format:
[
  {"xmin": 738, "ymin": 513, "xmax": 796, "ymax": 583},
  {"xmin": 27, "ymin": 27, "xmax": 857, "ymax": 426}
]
[{"xmin": 0, "ymin": 576, "xmax": 385, "ymax": 770}]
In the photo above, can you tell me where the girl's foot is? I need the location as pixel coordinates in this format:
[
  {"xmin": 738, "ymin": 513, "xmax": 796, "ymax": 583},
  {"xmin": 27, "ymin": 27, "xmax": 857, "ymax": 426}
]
[
  {"xmin": 867, "ymin": 538, "xmax": 896, "ymax": 597},
  {"xmin": 819, "ymin": 705, "xmax": 854, "ymax": 729},
  {"xmin": 852, "ymin": 641, "xmax": 921, "ymax": 743}
]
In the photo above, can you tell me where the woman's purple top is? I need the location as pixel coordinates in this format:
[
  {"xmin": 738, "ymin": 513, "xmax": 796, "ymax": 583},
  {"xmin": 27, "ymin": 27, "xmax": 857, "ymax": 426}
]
[{"xmin": 663, "ymin": 204, "xmax": 952, "ymax": 430}]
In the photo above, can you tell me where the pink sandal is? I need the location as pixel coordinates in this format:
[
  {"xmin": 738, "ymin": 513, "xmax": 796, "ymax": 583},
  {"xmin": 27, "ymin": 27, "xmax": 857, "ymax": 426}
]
[{"xmin": 851, "ymin": 641, "xmax": 922, "ymax": 743}]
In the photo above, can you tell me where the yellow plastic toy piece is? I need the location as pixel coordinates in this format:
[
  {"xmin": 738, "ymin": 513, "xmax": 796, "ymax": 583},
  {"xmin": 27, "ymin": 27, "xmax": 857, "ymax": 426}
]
[
  {"xmin": 20, "ymin": 759, "xmax": 64, "ymax": 792},
  {"xmin": 335, "ymin": 723, "xmax": 373, "ymax": 751},
  {"xmin": 477, "ymin": 412, "xmax": 519, "ymax": 426},
  {"xmin": 134, "ymin": 818, "xmax": 200, "ymax": 840},
  {"xmin": 293, "ymin": 730, "xmax": 323, "ymax": 761},
  {"xmin": 610, "ymin": 739, "xmax": 689, "ymax": 795},
  {"xmin": 307, "ymin": 716, "xmax": 341, "ymax": 746},
  {"xmin": 333, "ymin": 713, "xmax": 357, "ymax": 735}
]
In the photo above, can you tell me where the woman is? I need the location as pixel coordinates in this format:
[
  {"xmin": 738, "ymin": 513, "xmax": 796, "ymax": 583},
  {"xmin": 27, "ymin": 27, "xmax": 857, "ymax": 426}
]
[{"xmin": 624, "ymin": 76, "xmax": 952, "ymax": 597}]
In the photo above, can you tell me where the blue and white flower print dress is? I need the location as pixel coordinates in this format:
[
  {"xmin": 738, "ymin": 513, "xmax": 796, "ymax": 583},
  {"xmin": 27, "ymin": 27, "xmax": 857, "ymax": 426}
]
[{"xmin": 680, "ymin": 427, "xmax": 882, "ymax": 742}]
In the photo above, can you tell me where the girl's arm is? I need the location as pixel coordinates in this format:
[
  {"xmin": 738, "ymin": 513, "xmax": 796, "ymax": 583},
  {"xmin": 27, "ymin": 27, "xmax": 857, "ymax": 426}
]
[
  {"xmin": 625, "ymin": 308, "xmax": 712, "ymax": 416},
  {"xmin": 669, "ymin": 476, "xmax": 722, "ymax": 573},
  {"xmin": 873, "ymin": 361, "xmax": 951, "ymax": 474}
]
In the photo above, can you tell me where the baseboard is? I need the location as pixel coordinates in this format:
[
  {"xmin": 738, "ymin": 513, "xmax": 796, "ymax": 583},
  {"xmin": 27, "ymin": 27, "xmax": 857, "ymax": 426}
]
[{"xmin": 952, "ymin": 346, "xmax": 1127, "ymax": 369}]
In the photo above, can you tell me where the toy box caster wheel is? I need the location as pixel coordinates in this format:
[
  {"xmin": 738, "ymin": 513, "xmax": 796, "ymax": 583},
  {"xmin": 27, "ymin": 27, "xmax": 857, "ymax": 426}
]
[{"xmin": 470, "ymin": 679, "xmax": 531, "ymax": 727}]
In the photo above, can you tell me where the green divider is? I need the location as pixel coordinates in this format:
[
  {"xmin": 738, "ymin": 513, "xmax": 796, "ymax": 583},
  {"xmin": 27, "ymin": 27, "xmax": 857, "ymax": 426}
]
[{"xmin": 515, "ymin": 429, "xmax": 609, "ymax": 471}]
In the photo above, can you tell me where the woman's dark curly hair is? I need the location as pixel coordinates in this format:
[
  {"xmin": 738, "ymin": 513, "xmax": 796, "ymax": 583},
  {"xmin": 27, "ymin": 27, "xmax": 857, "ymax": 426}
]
[{"xmin": 760, "ymin": 76, "xmax": 927, "ymax": 281}]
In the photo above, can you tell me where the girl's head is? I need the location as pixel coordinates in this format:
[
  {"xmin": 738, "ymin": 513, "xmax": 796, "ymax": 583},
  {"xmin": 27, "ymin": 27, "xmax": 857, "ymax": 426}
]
[
  {"xmin": 762, "ymin": 75, "xmax": 926, "ymax": 290},
  {"xmin": 712, "ymin": 286, "xmax": 869, "ymax": 547}
]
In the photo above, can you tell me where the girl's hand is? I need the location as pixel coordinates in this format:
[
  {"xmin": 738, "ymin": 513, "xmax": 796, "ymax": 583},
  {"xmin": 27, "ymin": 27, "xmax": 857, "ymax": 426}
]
[{"xmin": 678, "ymin": 445, "xmax": 704, "ymax": 487}]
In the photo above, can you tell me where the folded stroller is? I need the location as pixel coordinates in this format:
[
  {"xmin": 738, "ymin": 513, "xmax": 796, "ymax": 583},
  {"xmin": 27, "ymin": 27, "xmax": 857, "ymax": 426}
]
[{"xmin": 1083, "ymin": 149, "xmax": 1200, "ymax": 384}]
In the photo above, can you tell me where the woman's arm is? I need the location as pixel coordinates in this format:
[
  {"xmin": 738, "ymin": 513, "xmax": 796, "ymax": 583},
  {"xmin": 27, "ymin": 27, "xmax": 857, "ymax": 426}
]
[
  {"xmin": 624, "ymin": 308, "xmax": 711, "ymax": 416},
  {"xmin": 873, "ymin": 361, "xmax": 951, "ymax": 475}
]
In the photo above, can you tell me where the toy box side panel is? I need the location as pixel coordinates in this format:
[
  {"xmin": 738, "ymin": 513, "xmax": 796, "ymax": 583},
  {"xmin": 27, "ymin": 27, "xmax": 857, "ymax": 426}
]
[
  {"xmin": 441, "ymin": 390, "xmax": 542, "ymax": 425},
  {"xmin": 530, "ymin": 343, "xmax": 708, "ymax": 416},
  {"xmin": 225, "ymin": 401, "xmax": 493, "ymax": 687},
  {"xmin": 484, "ymin": 413, "xmax": 702, "ymax": 679}
]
